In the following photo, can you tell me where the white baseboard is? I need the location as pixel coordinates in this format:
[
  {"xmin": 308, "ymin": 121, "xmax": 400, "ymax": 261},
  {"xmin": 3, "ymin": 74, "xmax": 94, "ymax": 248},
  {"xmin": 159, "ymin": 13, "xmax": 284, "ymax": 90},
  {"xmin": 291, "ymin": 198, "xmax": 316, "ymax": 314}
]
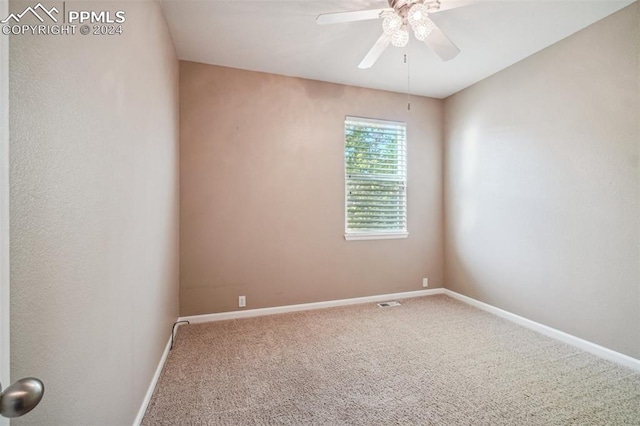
[
  {"xmin": 443, "ymin": 289, "xmax": 640, "ymax": 372},
  {"xmin": 179, "ymin": 288, "xmax": 445, "ymax": 324},
  {"xmin": 133, "ymin": 335, "xmax": 173, "ymax": 426}
]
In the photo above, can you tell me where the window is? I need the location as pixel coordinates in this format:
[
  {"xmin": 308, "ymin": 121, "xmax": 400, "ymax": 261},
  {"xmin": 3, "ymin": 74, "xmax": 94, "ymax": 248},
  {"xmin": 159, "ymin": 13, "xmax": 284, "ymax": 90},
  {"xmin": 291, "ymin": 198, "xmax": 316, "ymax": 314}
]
[{"xmin": 344, "ymin": 116, "xmax": 408, "ymax": 241}]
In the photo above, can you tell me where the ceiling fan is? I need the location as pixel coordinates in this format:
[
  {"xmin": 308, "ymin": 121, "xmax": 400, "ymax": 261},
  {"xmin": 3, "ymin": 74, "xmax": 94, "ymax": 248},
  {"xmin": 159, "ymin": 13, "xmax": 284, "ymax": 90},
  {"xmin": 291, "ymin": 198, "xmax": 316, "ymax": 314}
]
[{"xmin": 316, "ymin": 0, "xmax": 468, "ymax": 69}]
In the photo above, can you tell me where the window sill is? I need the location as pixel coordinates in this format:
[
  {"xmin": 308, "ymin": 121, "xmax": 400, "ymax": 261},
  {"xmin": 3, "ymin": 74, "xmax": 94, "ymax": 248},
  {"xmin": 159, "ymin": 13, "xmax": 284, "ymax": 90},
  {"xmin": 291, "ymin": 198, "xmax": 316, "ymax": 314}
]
[{"xmin": 344, "ymin": 232, "xmax": 409, "ymax": 241}]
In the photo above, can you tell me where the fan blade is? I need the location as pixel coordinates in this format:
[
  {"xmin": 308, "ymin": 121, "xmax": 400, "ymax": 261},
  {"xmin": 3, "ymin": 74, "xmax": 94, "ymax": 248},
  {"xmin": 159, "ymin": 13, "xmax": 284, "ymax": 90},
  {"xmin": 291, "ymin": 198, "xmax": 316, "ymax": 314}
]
[
  {"xmin": 358, "ymin": 32, "xmax": 392, "ymax": 69},
  {"xmin": 424, "ymin": 20, "xmax": 460, "ymax": 61},
  {"xmin": 316, "ymin": 8, "xmax": 391, "ymax": 25}
]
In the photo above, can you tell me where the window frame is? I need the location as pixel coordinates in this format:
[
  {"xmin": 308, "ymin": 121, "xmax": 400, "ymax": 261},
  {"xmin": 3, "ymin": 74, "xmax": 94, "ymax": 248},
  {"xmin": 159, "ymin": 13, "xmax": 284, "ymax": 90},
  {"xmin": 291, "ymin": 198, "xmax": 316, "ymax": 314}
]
[{"xmin": 343, "ymin": 116, "xmax": 408, "ymax": 241}]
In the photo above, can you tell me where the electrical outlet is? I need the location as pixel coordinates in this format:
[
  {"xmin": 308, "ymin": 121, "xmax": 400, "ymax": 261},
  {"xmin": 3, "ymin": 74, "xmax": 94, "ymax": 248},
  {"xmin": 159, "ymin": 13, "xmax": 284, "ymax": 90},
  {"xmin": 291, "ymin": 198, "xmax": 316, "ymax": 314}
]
[
  {"xmin": 238, "ymin": 295, "xmax": 246, "ymax": 308},
  {"xmin": 422, "ymin": 278, "xmax": 429, "ymax": 288}
]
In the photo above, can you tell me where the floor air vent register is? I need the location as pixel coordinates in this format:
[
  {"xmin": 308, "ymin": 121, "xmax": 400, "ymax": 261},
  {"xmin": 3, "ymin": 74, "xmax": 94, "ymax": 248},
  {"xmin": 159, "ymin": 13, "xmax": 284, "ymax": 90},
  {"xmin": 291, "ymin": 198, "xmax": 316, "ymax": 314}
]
[{"xmin": 377, "ymin": 301, "xmax": 401, "ymax": 307}]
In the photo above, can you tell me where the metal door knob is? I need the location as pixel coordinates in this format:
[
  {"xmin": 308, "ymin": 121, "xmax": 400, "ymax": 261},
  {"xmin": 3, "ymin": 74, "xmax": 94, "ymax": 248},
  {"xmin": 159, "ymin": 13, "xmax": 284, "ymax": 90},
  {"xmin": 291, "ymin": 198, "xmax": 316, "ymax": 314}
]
[{"xmin": 0, "ymin": 378, "xmax": 44, "ymax": 418}]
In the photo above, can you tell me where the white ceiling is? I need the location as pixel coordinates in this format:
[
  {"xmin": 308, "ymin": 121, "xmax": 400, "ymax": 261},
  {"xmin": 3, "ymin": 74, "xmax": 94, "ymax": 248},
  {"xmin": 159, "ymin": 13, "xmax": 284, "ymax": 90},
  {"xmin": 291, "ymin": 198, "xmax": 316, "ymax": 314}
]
[{"xmin": 161, "ymin": 0, "xmax": 635, "ymax": 99}]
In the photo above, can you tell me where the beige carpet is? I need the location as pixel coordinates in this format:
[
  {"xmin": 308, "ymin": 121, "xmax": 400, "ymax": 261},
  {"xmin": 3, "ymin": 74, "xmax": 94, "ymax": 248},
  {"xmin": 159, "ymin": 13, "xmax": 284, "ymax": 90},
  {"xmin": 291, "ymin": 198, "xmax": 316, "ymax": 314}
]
[{"xmin": 142, "ymin": 295, "xmax": 640, "ymax": 425}]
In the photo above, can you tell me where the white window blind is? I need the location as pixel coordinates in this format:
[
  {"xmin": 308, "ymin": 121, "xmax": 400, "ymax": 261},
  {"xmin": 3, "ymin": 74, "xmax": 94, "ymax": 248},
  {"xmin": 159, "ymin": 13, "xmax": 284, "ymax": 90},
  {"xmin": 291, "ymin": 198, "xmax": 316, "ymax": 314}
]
[{"xmin": 344, "ymin": 116, "xmax": 408, "ymax": 241}]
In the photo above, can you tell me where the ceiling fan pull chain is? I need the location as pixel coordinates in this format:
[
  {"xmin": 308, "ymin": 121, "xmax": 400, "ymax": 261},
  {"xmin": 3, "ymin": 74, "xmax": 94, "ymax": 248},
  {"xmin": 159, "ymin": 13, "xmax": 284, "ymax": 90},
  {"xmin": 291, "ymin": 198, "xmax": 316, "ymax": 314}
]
[{"xmin": 405, "ymin": 52, "xmax": 411, "ymax": 111}]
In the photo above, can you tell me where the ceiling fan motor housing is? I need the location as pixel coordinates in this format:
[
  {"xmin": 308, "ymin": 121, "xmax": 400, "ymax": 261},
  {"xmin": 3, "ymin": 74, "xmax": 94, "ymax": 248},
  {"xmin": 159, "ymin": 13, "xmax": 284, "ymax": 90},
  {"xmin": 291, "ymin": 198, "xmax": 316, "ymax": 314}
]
[{"xmin": 388, "ymin": 0, "xmax": 440, "ymax": 17}]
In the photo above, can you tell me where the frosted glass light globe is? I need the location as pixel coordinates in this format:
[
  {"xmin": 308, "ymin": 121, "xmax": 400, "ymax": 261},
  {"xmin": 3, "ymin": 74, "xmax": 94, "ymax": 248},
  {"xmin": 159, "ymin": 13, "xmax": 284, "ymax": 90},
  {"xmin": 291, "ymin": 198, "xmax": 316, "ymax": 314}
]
[
  {"xmin": 391, "ymin": 27, "xmax": 409, "ymax": 47},
  {"xmin": 407, "ymin": 4, "xmax": 429, "ymax": 28},
  {"xmin": 413, "ymin": 20, "xmax": 435, "ymax": 41},
  {"xmin": 382, "ymin": 13, "xmax": 402, "ymax": 35}
]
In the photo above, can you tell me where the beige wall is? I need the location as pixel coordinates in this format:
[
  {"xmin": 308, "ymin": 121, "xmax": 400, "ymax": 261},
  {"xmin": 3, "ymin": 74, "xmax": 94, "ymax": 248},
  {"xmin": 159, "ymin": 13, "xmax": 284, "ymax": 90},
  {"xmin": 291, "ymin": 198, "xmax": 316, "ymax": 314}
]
[
  {"xmin": 444, "ymin": 3, "xmax": 639, "ymax": 359},
  {"xmin": 180, "ymin": 62, "xmax": 443, "ymax": 316},
  {"xmin": 9, "ymin": 1, "xmax": 179, "ymax": 424}
]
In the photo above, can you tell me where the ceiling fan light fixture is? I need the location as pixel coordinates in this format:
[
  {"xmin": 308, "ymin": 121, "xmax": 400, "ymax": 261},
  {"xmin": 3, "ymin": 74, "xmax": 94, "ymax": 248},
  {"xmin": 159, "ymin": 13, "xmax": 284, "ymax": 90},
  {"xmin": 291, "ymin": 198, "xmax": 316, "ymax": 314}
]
[
  {"xmin": 382, "ymin": 13, "xmax": 403, "ymax": 35},
  {"xmin": 412, "ymin": 19, "xmax": 435, "ymax": 41},
  {"xmin": 391, "ymin": 26, "xmax": 409, "ymax": 47},
  {"xmin": 316, "ymin": 0, "xmax": 462, "ymax": 67},
  {"xmin": 407, "ymin": 3, "xmax": 429, "ymax": 28}
]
